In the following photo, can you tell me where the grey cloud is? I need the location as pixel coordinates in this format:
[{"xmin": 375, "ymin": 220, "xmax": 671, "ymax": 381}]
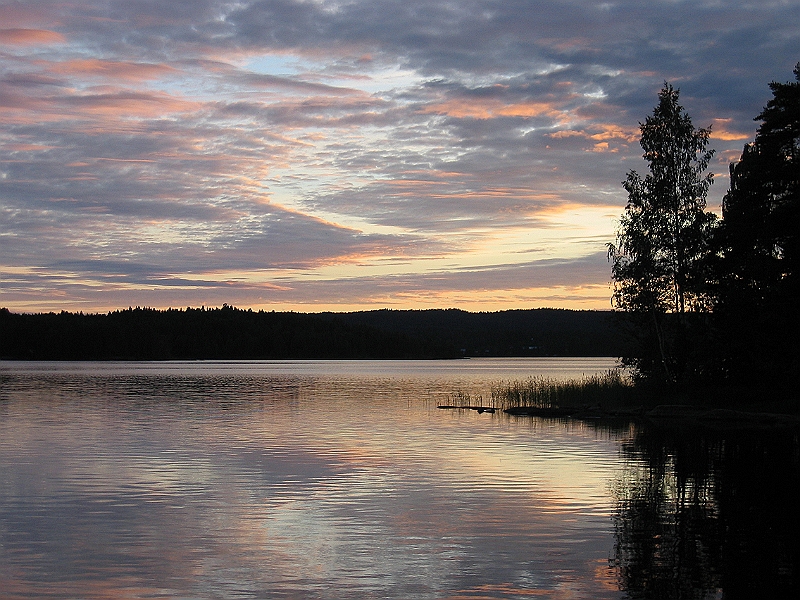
[
  {"xmin": 2, "ymin": 0, "xmax": 798, "ymax": 310},
  {"xmin": 27, "ymin": 1, "xmax": 798, "ymax": 83},
  {"xmin": 1, "ymin": 197, "xmax": 432, "ymax": 279},
  {"xmin": 1, "ymin": 73, "xmax": 68, "ymax": 88},
  {"xmin": 386, "ymin": 251, "xmax": 613, "ymax": 293},
  {"xmin": 232, "ymin": 72, "xmax": 361, "ymax": 95},
  {"xmin": 241, "ymin": 250, "xmax": 612, "ymax": 304},
  {"xmin": 14, "ymin": 2, "xmax": 798, "ymax": 126},
  {"xmin": 2, "ymin": 250, "xmax": 610, "ymax": 309}
]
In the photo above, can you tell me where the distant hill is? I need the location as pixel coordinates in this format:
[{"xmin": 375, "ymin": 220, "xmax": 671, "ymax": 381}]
[
  {"xmin": 0, "ymin": 306, "xmax": 630, "ymax": 360},
  {"xmin": 323, "ymin": 308, "xmax": 629, "ymax": 357}
]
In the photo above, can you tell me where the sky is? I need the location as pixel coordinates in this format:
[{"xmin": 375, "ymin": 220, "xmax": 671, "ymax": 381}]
[{"xmin": 1, "ymin": 1, "xmax": 799, "ymax": 314}]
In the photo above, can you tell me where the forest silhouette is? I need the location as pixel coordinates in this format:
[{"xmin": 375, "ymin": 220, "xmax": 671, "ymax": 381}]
[
  {"xmin": 609, "ymin": 64, "xmax": 798, "ymax": 402},
  {"xmin": 0, "ymin": 306, "xmax": 626, "ymax": 360}
]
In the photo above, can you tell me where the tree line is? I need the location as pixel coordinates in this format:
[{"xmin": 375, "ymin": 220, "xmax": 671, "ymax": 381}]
[
  {"xmin": 0, "ymin": 306, "xmax": 628, "ymax": 360},
  {"xmin": 609, "ymin": 64, "xmax": 799, "ymax": 398}
]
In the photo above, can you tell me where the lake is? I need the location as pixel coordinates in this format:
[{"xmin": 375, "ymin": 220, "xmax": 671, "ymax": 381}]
[{"xmin": 1, "ymin": 359, "xmax": 797, "ymax": 599}]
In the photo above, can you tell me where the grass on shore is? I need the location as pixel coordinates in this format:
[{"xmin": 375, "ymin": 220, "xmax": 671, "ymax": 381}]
[
  {"xmin": 449, "ymin": 370, "xmax": 637, "ymax": 411},
  {"xmin": 457, "ymin": 370, "xmax": 799, "ymax": 416},
  {"xmin": 490, "ymin": 370, "xmax": 636, "ymax": 410}
]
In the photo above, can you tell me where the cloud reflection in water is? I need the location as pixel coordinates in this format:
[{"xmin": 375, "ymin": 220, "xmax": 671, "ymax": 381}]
[{"xmin": 1, "ymin": 360, "xmax": 629, "ymax": 598}]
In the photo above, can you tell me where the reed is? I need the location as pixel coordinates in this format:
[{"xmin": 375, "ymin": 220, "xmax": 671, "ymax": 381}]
[
  {"xmin": 448, "ymin": 390, "xmax": 486, "ymax": 406},
  {"xmin": 490, "ymin": 370, "xmax": 635, "ymax": 410}
]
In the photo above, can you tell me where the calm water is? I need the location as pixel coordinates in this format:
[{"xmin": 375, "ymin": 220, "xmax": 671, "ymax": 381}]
[{"xmin": 1, "ymin": 359, "xmax": 797, "ymax": 599}]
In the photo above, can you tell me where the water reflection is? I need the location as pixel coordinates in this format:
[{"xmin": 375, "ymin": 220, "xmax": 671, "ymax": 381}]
[
  {"xmin": 1, "ymin": 360, "xmax": 797, "ymax": 598},
  {"xmin": 1, "ymin": 360, "xmax": 626, "ymax": 599},
  {"xmin": 611, "ymin": 421, "xmax": 799, "ymax": 599}
]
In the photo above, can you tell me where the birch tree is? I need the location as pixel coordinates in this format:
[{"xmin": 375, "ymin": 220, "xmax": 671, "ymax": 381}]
[{"xmin": 609, "ymin": 83, "xmax": 716, "ymax": 382}]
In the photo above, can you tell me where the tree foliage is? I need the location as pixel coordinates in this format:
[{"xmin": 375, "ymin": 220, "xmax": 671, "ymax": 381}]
[
  {"xmin": 611, "ymin": 66, "xmax": 799, "ymax": 400},
  {"xmin": 713, "ymin": 63, "xmax": 800, "ymax": 383},
  {"xmin": 718, "ymin": 64, "xmax": 799, "ymax": 302},
  {"xmin": 609, "ymin": 83, "xmax": 716, "ymax": 382}
]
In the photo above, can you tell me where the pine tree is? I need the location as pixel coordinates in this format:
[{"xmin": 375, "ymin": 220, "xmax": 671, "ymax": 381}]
[{"xmin": 715, "ymin": 63, "xmax": 800, "ymax": 384}]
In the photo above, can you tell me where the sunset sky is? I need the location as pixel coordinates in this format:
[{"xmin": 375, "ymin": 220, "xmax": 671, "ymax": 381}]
[{"xmin": 2, "ymin": 0, "xmax": 798, "ymax": 313}]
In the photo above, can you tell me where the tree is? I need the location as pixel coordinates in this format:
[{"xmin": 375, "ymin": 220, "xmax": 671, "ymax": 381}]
[
  {"xmin": 609, "ymin": 83, "xmax": 716, "ymax": 383},
  {"xmin": 714, "ymin": 64, "xmax": 800, "ymax": 384}
]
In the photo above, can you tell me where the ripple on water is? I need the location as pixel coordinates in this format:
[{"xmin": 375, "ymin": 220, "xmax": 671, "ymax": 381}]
[{"xmin": 0, "ymin": 359, "xmax": 627, "ymax": 599}]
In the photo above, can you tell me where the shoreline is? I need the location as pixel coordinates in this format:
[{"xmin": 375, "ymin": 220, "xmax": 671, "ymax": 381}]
[{"xmin": 439, "ymin": 402, "xmax": 800, "ymax": 429}]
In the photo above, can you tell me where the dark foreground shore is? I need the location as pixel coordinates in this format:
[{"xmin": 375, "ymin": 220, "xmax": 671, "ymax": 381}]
[
  {"xmin": 504, "ymin": 403, "xmax": 800, "ymax": 428},
  {"xmin": 439, "ymin": 402, "xmax": 800, "ymax": 429}
]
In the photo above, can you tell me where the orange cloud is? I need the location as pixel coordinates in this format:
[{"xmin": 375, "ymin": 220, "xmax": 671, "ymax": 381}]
[
  {"xmin": 495, "ymin": 101, "xmax": 564, "ymax": 119},
  {"xmin": 422, "ymin": 99, "xmax": 564, "ymax": 120},
  {"xmin": 545, "ymin": 124, "xmax": 636, "ymax": 153},
  {"xmin": 547, "ymin": 130, "xmax": 584, "ymax": 139},
  {"xmin": 592, "ymin": 141, "xmax": 613, "ymax": 152},
  {"xmin": 589, "ymin": 124, "xmax": 639, "ymax": 143},
  {"xmin": 547, "ymin": 124, "xmax": 637, "ymax": 144},
  {"xmin": 711, "ymin": 118, "xmax": 751, "ymax": 141},
  {"xmin": 0, "ymin": 28, "xmax": 65, "ymax": 45}
]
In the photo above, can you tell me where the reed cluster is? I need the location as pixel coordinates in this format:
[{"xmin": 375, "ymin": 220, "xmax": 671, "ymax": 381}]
[{"xmin": 490, "ymin": 370, "xmax": 634, "ymax": 410}]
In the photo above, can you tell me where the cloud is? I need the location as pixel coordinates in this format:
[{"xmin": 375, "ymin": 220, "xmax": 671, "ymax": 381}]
[
  {"xmin": 46, "ymin": 59, "xmax": 180, "ymax": 82},
  {"xmin": 0, "ymin": 28, "xmax": 65, "ymax": 45},
  {"xmin": 1, "ymin": 0, "xmax": 798, "ymax": 311}
]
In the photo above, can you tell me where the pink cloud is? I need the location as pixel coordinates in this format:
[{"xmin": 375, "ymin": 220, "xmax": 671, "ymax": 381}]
[
  {"xmin": 0, "ymin": 28, "xmax": 65, "ymax": 45},
  {"xmin": 46, "ymin": 59, "xmax": 179, "ymax": 82}
]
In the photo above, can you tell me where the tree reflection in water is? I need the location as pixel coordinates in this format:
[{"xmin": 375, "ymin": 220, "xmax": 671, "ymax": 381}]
[{"xmin": 611, "ymin": 421, "xmax": 798, "ymax": 599}]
